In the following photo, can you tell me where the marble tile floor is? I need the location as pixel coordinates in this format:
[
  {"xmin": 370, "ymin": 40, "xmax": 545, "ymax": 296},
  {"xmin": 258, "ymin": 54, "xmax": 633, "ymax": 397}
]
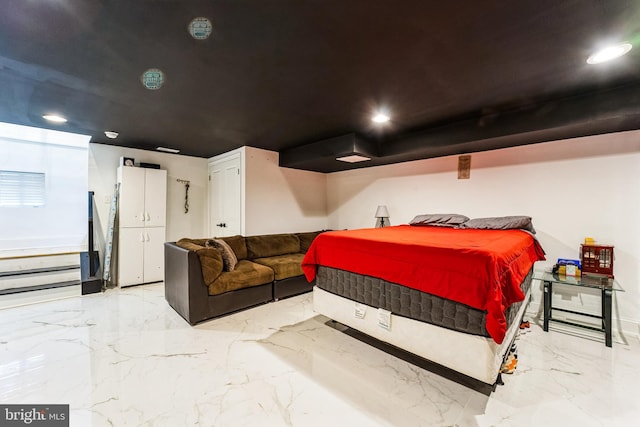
[{"xmin": 1, "ymin": 283, "xmax": 639, "ymax": 427}]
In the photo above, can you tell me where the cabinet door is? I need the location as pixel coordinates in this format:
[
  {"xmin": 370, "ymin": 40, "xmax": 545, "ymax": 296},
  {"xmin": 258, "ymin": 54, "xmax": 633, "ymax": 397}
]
[
  {"xmin": 118, "ymin": 167, "xmax": 146, "ymax": 228},
  {"xmin": 118, "ymin": 227, "xmax": 144, "ymax": 286},
  {"xmin": 144, "ymin": 169, "xmax": 167, "ymax": 227},
  {"xmin": 143, "ymin": 227, "xmax": 165, "ymax": 283}
]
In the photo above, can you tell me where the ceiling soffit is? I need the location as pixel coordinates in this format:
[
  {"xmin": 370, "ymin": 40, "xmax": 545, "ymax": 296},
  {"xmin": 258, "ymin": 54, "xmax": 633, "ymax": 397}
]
[{"xmin": 279, "ymin": 81, "xmax": 640, "ymax": 173}]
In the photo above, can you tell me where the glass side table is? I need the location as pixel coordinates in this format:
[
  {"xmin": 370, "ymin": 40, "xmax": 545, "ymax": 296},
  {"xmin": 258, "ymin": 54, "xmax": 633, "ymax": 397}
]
[{"xmin": 533, "ymin": 271, "xmax": 624, "ymax": 347}]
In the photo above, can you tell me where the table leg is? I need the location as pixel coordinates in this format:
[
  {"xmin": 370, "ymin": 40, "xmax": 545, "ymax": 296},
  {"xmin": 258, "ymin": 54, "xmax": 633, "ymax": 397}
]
[
  {"xmin": 543, "ymin": 280, "xmax": 551, "ymax": 332},
  {"xmin": 601, "ymin": 286, "xmax": 606, "ymax": 330},
  {"xmin": 603, "ymin": 288, "xmax": 613, "ymax": 347}
]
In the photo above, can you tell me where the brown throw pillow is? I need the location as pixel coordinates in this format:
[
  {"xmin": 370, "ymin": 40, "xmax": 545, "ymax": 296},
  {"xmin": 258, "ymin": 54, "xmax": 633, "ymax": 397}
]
[
  {"xmin": 196, "ymin": 247, "xmax": 224, "ymax": 285},
  {"xmin": 206, "ymin": 239, "xmax": 238, "ymax": 271}
]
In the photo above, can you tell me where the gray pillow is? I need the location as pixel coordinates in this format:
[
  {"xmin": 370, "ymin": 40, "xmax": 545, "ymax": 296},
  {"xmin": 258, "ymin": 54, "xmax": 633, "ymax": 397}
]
[
  {"xmin": 206, "ymin": 238, "xmax": 238, "ymax": 271},
  {"xmin": 458, "ymin": 216, "xmax": 536, "ymax": 234},
  {"xmin": 409, "ymin": 213, "xmax": 470, "ymax": 227}
]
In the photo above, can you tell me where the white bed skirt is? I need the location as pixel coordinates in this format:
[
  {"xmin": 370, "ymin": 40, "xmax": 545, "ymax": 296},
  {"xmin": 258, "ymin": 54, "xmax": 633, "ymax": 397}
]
[{"xmin": 313, "ymin": 286, "xmax": 529, "ymax": 385}]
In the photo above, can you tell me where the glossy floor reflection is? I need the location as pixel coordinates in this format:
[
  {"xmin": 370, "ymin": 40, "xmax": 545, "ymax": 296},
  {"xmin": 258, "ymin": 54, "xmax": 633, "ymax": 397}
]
[{"xmin": 1, "ymin": 283, "xmax": 638, "ymax": 427}]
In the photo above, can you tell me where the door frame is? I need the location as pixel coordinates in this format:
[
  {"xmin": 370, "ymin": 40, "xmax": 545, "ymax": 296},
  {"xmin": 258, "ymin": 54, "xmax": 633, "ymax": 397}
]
[{"xmin": 207, "ymin": 147, "xmax": 245, "ymax": 237}]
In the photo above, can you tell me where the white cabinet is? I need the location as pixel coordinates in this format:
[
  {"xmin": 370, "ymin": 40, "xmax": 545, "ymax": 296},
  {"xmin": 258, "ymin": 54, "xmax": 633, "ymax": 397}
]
[
  {"xmin": 117, "ymin": 228, "xmax": 145, "ymax": 286},
  {"xmin": 117, "ymin": 166, "xmax": 167, "ymax": 287},
  {"xmin": 118, "ymin": 167, "xmax": 166, "ymax": 227},
  {"xmin": 117, "ymin": 227, "xmax": 165, "ymax": 286},
  {"xmin": 142, "ymin": 227, "xmax": 165, "ymax": 282}
]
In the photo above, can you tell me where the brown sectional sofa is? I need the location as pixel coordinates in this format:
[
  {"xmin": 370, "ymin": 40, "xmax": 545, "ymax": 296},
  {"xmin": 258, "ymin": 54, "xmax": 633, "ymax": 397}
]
[{"xmin": 164, "ymin": 231, "xmax": 323, "ymax": 325}]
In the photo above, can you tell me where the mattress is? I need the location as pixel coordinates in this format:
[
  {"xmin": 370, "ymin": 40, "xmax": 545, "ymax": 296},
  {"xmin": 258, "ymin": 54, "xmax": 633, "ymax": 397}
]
[
  {"xmin": 303, "ymin": 225, "xmax": 545, "ymax": 343},
  {"xmin": 316, "ymin": 266, "xmax": 533, "ymax": 337}
]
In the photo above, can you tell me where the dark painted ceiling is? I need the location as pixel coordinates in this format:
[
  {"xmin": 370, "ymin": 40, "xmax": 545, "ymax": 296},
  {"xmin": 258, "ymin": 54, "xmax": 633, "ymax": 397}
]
[{"xmin": 1, "ymin": 1, "xmax": 640, "ymax": 172}]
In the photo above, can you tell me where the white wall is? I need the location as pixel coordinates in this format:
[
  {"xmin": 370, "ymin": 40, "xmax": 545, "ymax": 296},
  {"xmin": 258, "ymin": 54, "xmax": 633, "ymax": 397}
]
[
  {"xmin": 0, "ymin": 125, "xmax": 90, "ymax": 256},
  {"xmin": 327, "ymin": 130, "xmax": 640, "ymax": 336},
  {"xmin": 244, "ymin": 146, "xmax": 327, "ymax": 235},
  {"xmin": 88, "ymin": 144, "xmax": 209, "ymax": 259}
]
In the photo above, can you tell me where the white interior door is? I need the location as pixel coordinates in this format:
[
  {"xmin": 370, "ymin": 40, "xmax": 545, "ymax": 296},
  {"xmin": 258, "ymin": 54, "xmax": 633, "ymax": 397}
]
[
  {"xmin": 209, "ymin": 156, "xmax": 241, "ymax": 237},
  {"xmin": 144, "ymin": 169, "xmax": 167, "ymax": 227}
]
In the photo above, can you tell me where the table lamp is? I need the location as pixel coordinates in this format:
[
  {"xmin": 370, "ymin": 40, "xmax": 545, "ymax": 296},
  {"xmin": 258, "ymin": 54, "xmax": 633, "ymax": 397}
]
[{"xmin": 375, "ymin": 205, "xmax": 390, "ymax": 228}]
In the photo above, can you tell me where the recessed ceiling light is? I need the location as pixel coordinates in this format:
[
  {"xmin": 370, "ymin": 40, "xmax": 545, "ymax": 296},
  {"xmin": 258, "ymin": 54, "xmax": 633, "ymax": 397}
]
[
  {"xmin": 42, "ymin": 114, "xmax": 67, "ymax": 123},
  {"xmin": 156, "ymin": 146, "xmax": 180, "ymax": 154},
  {"xmin": 587, "ymin": 43, "xmax": 632, "ymax": 64},
  {"xmin": 372, "ymin": 112, "xmax": 390, "ymax": 123},
  {"xmin": 336, "ymin": 155, "xmax": 371, "ymax": 163},
  {"xmin": 104, "ymin": 131, "xmax": 119, "ymax": 139}
]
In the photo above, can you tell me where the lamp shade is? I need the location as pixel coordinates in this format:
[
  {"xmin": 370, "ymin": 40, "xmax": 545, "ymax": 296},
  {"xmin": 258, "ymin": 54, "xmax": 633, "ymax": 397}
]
[{"xmin": 374, "ymin": 205, "xmax": 390, "ymax": 218}]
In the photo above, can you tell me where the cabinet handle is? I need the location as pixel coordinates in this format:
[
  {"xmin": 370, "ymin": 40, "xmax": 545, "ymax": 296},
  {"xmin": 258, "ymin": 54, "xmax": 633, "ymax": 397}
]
[
  {"xmin": 145, "ymin": 232, "xmax": 150, "ymax": 242},
  {"xmin": 140, "ymin": 212, "xmax": 145, "ymax": 222},
  {"xmin": 146, "ymin": 212, "xmax": 151, "ymax": 221},
  {"xmin": 139, "ymin": 233, "xmax": 145, "ymax": 242}
]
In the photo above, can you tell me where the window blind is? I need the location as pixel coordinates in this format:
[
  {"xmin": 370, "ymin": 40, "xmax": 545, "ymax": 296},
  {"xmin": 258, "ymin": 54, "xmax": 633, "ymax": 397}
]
[{"xmin": 0, "ymin": 170, "xmax": 45, "ymax": 207}]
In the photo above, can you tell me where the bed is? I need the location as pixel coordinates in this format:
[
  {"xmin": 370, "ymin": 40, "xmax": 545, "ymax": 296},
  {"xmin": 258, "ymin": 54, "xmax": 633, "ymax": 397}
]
[{"xmin": 302, "ymin": 223, "xmax": 546, "ymax": 385}]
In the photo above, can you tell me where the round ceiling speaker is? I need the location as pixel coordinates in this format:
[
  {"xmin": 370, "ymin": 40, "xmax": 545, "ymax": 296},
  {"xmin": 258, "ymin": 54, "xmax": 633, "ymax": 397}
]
[
  {"xmin": 141, "ymin": 68, "xmax": 165, "ymax": 90},
  {"xmin": 188, "ymin": 17, "xmax": 212, "ymax": 40}
]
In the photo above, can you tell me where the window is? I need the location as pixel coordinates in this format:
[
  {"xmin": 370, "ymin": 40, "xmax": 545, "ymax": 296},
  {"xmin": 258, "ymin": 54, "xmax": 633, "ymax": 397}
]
[{"xmin": 0, "ymin": 170, "xmax": 45, "ymax": 207}]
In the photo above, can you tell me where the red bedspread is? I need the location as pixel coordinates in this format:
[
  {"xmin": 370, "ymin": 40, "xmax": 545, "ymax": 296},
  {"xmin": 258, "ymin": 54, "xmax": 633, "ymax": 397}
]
[{"xmin": 302, "ymin": 225, "xmax": 546, "ymax": 344}]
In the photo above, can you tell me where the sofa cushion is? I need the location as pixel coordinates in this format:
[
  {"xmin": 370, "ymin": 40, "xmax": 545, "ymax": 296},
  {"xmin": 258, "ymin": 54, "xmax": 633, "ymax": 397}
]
[
  {"xmin": 253, "ymin": 253, "xmax": 305, "ymax": 281},
  {"xmin": 176, "ymin": 238, "xmax": 204, "ymax": 251},
  {"xmin": 295, "ymin": 231, "xmax": 323, "ymax": 253},
  {"xmin": 179, "ymin": 238, "xmax": 209, "ymax": 247},
  {"xmin": 220, "ymin": 235, "xmax": 248, "ymax": 260},
  {"xmin": 208, "ymin": 260, "xmax": 275, "ymax": 296},
  {"xmin": 246, "ymin": 234, "xmax": 301, "ymax": 259},
  {"xmin": 176, "ymin": 239, "xmax": 224, "ymax": 285}
]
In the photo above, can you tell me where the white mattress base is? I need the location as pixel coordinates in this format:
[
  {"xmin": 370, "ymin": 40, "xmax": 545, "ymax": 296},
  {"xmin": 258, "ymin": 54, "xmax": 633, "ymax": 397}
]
[{"xmin": 313, "ymin": 286, "xmax": 529, "ymax": 385}]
